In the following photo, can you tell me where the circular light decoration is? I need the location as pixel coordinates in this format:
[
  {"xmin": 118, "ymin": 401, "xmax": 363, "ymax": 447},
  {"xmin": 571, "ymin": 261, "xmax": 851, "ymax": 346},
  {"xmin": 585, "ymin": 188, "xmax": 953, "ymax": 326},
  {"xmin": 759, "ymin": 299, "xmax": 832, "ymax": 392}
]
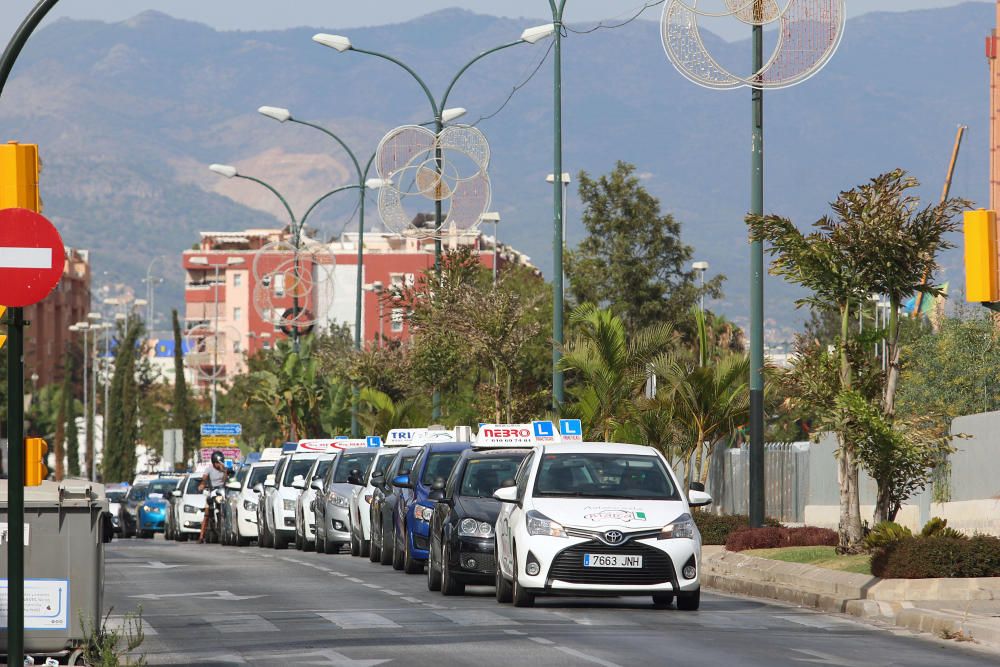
[
  {"xmin": 661, "ymin": 0, "xmax": 845, "ymax": 90},
  {"xmin": 375, "ymin": 124, "xmax": 492, "ymax": 239},
  {"xmin": 184, "ymin": 323, "xmax": 243, "ymax": 382},
  {"xmin": 251, "ymin": 238, "xmax": 336, "ymax": 337}
]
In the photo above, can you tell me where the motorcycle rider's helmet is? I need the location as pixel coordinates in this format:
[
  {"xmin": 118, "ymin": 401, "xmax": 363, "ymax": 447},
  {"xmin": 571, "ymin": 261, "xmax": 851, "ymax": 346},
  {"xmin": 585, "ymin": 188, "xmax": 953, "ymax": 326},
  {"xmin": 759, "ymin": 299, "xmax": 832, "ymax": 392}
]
[{"xmin": 211, "ymin": 450, "xmax": 225, "ymax": 465}]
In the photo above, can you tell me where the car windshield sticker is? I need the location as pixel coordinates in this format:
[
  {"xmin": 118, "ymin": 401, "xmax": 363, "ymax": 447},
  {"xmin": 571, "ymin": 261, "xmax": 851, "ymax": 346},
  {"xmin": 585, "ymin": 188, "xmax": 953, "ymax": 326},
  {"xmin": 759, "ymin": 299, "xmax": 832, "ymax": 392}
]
[{"xmin": 583, "ymin": 508, "xmax": 648, "ymax": 523}]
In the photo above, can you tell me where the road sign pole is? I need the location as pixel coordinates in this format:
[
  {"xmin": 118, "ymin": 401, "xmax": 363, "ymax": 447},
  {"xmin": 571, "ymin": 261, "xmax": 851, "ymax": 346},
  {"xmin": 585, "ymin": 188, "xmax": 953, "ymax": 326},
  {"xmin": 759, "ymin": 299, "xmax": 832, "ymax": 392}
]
[{"xmin": 7, "ymin": 306, "xmax": 25, "ymax": 663}]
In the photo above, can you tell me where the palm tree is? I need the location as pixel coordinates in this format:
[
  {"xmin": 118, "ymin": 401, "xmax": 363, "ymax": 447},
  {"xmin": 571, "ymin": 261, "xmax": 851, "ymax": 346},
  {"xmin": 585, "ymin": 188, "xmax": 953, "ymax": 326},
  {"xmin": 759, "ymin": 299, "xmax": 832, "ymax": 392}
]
[
  {"xmin": 357, "ymin": 388, "xmax": 426, "ymax": 436},
  {"xmin": 559, "ymin": 304, "xmax": 673, "ymax": 442}
]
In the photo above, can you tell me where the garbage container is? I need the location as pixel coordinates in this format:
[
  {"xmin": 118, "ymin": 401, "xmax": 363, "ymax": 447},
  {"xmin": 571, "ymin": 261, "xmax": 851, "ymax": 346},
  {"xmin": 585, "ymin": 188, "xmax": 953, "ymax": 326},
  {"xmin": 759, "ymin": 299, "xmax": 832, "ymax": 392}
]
[{"xmin": 0, "ymin": 479, "xmax": 110, "ymax": 664}]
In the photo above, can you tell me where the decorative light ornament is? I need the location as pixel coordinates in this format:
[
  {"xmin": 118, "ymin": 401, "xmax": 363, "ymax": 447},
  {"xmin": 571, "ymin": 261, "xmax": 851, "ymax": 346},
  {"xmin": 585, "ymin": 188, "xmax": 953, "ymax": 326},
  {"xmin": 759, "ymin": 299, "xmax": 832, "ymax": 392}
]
[{"xmin": 250, "ymin": 238, "xmax": 336, "ymax": 336}]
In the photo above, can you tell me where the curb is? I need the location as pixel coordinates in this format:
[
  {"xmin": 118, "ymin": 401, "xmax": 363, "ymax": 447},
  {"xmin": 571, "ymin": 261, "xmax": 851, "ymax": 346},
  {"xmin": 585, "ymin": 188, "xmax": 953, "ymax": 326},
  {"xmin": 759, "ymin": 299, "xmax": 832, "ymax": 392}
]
[{"xmin": 702, "ymin": 551, "xmax": 1000, "ymax": 649}]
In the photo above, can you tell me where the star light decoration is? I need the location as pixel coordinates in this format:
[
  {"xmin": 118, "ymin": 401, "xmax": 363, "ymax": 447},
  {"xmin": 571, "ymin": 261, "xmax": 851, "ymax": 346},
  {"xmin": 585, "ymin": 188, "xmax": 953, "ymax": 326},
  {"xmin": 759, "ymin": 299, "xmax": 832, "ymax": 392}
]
[
  {"xmin": 184, "ymin": 322, "xmax": 242, "ymax": 381},
  {"xmin": 661, "ymin": 0, "xmax": 846, "ymax": 90},
  {"xmin": 374, "ymin": 124, "xmax": 492, "ymax": 239},
  {"xmin": 250, "ymin": 238, "xmax": 337, "ymax": 336}
]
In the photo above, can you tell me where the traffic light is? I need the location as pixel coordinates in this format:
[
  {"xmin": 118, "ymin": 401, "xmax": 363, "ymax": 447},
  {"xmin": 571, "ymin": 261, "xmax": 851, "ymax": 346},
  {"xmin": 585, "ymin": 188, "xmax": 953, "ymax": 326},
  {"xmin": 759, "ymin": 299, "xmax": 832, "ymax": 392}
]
[
  {"xmin": 24, "ymin": 437, "xmax": 48, "ymax": 486},
  {"xmin": 0, "ymin": 142, "xmax": 41, "ymax": 213},
  {"xmin": 963, "ymin": 209, "xmax": 999, "ymax": 303}
]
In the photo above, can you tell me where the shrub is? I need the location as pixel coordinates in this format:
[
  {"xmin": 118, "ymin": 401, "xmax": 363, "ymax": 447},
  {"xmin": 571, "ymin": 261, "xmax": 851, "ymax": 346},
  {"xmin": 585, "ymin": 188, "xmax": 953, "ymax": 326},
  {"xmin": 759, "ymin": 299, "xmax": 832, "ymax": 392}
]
[
  {"xmin": 871, "ymin": 535, "xmax": 1000, "ymax": 578},
  {"xmin": 693, "ymin": 512, "xmax": 781, "ymax": 545},
  {"xmin": 725, "ymin": 526, "xmax": 838, "ymax": 552},
  {"xmin": 864, "ymin": 521, "xmax": 913, "ymax": 552},
  {"xmin": 920, "ymin": 517, "xmax": 966, "ymax": 540}
]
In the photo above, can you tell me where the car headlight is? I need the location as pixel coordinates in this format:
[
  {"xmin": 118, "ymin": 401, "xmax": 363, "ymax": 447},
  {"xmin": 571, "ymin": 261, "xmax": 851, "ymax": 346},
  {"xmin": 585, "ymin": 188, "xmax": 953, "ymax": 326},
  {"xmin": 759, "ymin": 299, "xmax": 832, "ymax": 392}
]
[
  {"xmin": 243, "ymin": 500, "xmax": 257, "ymax": 512},
  {"xmin": 659, "ymin": 513, "xmax": 697, "ymax": 540},
  {"xmin": 526, "ymin": 510, "xmax": 567, "ymax": 538},
  {"xmin": 331, "ymin": 493, "xmax": 350, "ymax": 508},
  {"xmin": 283, "ymin": 499, "xmax": 297, "ymax": 511},
  {"xmin": 183, "ymin": 504, "xmax": 199, "ymax": 513},
  {"xmin": 414, "ymin": 505, "xmax": 433, "ymax": 522},
  {"xmin": 142, "ymin": 505, "xmax": 153, "ymax": 513},
  {"xmin": 459, "ymin": 518, "xmax": 494, "ymax": 538}
]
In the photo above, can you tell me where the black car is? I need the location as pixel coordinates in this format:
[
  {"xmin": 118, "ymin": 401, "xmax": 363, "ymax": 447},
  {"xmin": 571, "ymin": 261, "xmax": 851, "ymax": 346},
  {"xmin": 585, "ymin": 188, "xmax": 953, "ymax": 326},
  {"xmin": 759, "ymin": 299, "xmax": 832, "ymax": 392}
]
[
  {"xmin": 369, "ymin": 447, "xmax": 419, "ymax": 566},
  {"xmin": 118, "ymin": 484, "xmax": 148, "ymax": 538},
  {"xmin": 426, "ymin": 448, "xmax": 529, "ymax": 595}
]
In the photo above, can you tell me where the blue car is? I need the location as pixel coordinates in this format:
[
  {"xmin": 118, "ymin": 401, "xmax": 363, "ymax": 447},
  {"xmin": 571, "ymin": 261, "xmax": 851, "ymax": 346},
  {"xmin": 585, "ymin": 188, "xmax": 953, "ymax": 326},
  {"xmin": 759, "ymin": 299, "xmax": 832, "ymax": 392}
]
[
  {"xmin": 136, "ymin": 478, "xmax": 180, "ymax": 538},
  {"xmin": 392, "ymin": 442, "xmax": 472, "ymax": 574}
]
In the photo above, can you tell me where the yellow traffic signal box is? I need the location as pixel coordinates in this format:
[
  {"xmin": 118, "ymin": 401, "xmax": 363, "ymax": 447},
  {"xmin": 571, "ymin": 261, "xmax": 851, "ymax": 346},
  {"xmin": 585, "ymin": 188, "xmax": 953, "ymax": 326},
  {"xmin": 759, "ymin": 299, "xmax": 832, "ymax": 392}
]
[
  {"xmin": 0, "ymin": 305, "xmax": 6, "ymax": 350},
  {"xmin": 24, "ymin": 437, "xmax": 49, "ymax": 486},
  {"xmin": 964, "ymin": 209, "xmax": 999, "ymax": 303},
  {"xmin": 0, "ymin": 141, "xmax": 41, "ymax": 213}
]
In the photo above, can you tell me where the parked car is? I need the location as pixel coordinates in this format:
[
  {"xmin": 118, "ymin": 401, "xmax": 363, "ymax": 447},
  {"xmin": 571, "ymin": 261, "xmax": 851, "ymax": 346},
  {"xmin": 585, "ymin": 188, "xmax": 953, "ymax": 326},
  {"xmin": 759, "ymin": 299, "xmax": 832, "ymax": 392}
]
[
  {"xmin": 350, "ymin": 448, "xmax": 398, "ymax": 559},
  {"xmin": 294, "ymin": 454, "xmax": 337, "ymax": 551},
  {"xmin": 427, "ymin": 448, "xmax": 529, "ymax": 594},
  {"xmin": 107, "ymin": 487, "xmax": 128, "ymax": 535},
  {"xmin": 170, "ymin": 474, "xmax": 207, "ymax": 542},
  {"xmin": 370, "ymin": 447, "xmax": 421, "ymax": 566},
  {"xmin": 134, "ymin": 478, "xmax": 182, "ymax": 538},
  {"xmin": 118, "ymin": 484, "xmax": 148, "ymax": 538},
  {"xmin": 223, "ymin": 461, "xmax": 275, "ymax": 546},
  {"xmin": 258, "ymin": 451, "xmax": 324, "ymax": 549},
  {"xmin": 314, "ymin": 447, "xmax": 379, "ymax": 555}
]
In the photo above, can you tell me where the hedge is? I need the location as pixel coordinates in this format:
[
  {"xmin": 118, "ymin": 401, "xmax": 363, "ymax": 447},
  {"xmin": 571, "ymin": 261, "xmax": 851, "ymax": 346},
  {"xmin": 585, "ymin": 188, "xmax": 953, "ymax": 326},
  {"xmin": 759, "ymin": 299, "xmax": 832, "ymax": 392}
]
[
  {"xmin": 693, "ymin": 512, "xmax": 782, "ymax": 545},
  {"xmin": 725, "ymin": 526, "xmax": 839, "ymax": 552},
  {"xmin": 870, "ymin": 536, "xmax": 1000, "ymax": 579}
]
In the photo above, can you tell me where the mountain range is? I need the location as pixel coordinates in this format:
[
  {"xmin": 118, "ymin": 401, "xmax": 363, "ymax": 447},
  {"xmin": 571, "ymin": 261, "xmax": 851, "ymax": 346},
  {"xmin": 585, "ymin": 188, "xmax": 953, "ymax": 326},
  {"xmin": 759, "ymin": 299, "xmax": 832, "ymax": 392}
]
[{"xmin": 0, "ymin": 3, "xmax": 992, "ymax": 336}]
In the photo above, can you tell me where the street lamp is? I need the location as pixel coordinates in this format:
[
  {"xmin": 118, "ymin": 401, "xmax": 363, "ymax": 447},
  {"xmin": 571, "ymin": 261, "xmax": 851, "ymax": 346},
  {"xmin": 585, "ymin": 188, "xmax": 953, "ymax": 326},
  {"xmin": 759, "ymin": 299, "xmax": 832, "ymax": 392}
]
[
  {"xmin": 68, "ymin": 321, "xmax": 93, "ymax": 480},
  {"xmin": 143, "ymin": 256, "xmax": 165, "ymax": 331},
  {"xmin": 546, "ymin": 172, "xmax": 571, "ymax": 302},
  {"xmin": 692, "ymin": 261, "xmax": 709, "ymax": 316},
  {"xmin": 314, "ymin": 22, "xmax": 555, "ymax": 419},
  {"xmin": 481, "ymin": 212, "xmax": 501, "ymax": 286},
  {"xmin": 364, "ymin": 281, "xmax": 385, "ymax": 348}
]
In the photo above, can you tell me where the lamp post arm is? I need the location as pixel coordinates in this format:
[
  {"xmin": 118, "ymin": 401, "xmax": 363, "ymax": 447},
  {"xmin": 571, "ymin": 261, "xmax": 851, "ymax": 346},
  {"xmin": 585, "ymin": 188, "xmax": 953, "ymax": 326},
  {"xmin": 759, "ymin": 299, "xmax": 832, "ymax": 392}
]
[
  {"xmin": 351, "ymin": 47, "xmax": 439, "ymax": 120},
  {"xmin": 0, "ymin": 0, "xmax": 60, "ymax": 95},
  {"xmin": 300, "ymin": 184, "xmax": 363, "ymax": 227},
  {"xmin": 289, "ymin": 118, "xmax": 363, "ymax": 182},
  {"xmin": 234, "ymin": 173, "xmax": 298, "ymax": 229},
  {"xmin": 440, "ymin": 39, "xmax": 526, "ymax": 113}
]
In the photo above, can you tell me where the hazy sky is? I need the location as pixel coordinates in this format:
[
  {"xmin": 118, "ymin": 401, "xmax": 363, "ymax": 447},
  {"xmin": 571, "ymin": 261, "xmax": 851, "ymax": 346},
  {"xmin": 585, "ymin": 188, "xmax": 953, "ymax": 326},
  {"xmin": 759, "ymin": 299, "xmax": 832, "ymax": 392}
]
[{"xmin": 1, "ymin": 1, "xmax": 988, "ymax": 38}]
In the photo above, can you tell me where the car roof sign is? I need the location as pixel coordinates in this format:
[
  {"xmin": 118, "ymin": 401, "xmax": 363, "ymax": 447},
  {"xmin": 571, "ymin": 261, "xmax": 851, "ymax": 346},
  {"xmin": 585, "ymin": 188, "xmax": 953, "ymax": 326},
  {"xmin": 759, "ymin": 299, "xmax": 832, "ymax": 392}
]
[
  {"xmin": 475, "ymin": 422, "xmax": 561, "ymax": 446},
  {"xmin": 385, "ymin": 428, "xmax": 426, "ymax": 447},
  {"xmin": 259, "ymin": 447, "xmax": 283, "ymax": 462},
  {"xmin": 558, "ymin": 419, "xmax": 583, "ymax": 442}
]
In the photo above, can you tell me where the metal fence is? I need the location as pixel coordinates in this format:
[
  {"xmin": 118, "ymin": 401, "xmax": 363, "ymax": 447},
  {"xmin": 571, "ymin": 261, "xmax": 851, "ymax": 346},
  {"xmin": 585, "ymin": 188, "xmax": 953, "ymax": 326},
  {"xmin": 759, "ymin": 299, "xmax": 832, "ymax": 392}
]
[{"xmin": 706, "ymin": 442, "xmax": 810, "ymax": 523}]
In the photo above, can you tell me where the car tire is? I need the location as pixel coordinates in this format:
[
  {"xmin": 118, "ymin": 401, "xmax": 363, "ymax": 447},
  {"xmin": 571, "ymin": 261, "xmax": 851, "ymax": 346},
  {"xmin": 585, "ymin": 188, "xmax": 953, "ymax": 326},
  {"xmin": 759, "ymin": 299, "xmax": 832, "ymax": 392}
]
[
  {"xmin": 360, "ymin": 533, "xmax": 371, "ymax": 558},
  {"xmin": 511, "ymin": 548, "xmax": 535, "ymax": 608},
  {"xmin": 403, "ymin": 530, "xmax": 422, "ymax": 575},
  {"xmin": 140, "ymin": 530, "xmax": 153, "ymax": 539},
  {"xmin": 652, "ymin": 593, "xmax": 674, "ymax": 608},
  {"xmin": 676, "ymin": 588, "xmax": 700, "ymax": 611},
  {"xmin": 177, "ymin": 532, "xmax": 189, "ymax": 542},
  {"xmin": 441, "ymin": 545, "xmax": 464, "ymax": 596},
  {"xmin": 369, "ymin": 537, "xmax": 380, "ymax": 563},
  {"xmin": 427, "ymin": 547, "xmax": 442, "ymax": 592},
  {"xmin": 303, "ymin": 534, "xmax": 315, "ymax": 552},
  {"xmin": 379, "ymin": 521, "xmax": 394, "ymax": 566},
  {"xmin": 273, "ymin": 531, "xmax": 289, "ymax": 549},
  {"xmin": 350, "ymin": 532, "xmax": 360, "ymax": 557},
  {"xmin": 236, "ymin": 533, "xmax": 250, "ymax": 547},
  {"xmin": 295, "ymin": 530, "xmax": 303, "ymax": 550},
  {"xmin": 495, "ymin": 549, "xmax": 513, "ymax": 603},
  {"xmin": 392, "ymin": 527, "xmax": 405, "ymax": 571},
  {"xmin": 324, "ymin": 529, "xmax": 339, "ymax": 554}
]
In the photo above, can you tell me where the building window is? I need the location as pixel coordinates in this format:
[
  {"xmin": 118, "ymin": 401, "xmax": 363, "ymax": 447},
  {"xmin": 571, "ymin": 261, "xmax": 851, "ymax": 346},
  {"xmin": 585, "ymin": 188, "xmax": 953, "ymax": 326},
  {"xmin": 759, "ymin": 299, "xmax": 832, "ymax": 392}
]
[
  {"xmin": 262, "ymin": 340, "xmax": 271, "ymax": 350},
  {"xmin": 233, "ymin": 307, "xmax": 242, "ymax": 322},
  {"xmin": 390, "ymin": 273, "xmax": 404, "ymax": 289},
  {"xmin": 391, "ymin": 308, "xmax": 404, "ymax": 333},
  {"xmin": 233, "ymin": 273, "xmax": 242, "ymax": 287},
  {"xmin": 233, "ymin": 340, "xmax": 242, "ymax": 353},
  {"xmin": 273, "ymin": 274, "xmax": 285, "ymax": 297}
]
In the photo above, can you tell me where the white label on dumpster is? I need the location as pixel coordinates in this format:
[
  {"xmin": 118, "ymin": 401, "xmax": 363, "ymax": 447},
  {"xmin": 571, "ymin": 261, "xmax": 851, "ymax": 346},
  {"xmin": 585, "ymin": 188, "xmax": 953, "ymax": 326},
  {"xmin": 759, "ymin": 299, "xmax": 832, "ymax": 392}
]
[
  {"xmin": 0, "ymin": 523, "xmax": 30, "ymax": 545},
  {"xmin": 0, "ymin": 579, "xmax": 69, "ymax": 630}
]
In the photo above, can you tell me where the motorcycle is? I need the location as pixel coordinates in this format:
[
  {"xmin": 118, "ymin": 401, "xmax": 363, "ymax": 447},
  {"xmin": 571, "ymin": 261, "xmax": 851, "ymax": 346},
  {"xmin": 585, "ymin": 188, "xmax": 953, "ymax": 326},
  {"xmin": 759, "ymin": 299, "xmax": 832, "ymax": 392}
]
[{"xmin": 202, "ymin": 488, "xmax": 226, "ymax": 544}]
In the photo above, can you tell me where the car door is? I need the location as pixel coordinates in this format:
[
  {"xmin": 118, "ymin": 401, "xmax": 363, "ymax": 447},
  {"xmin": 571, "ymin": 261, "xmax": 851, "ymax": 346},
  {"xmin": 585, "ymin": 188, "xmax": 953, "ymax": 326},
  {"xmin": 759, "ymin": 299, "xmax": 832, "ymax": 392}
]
[
  {"xmin": 497, "ymin": 451, "xmax": 534, "ymax": 577},
  {"xmin": 396, "ymin": 448, "xmax": 424, "ymax": 538}
]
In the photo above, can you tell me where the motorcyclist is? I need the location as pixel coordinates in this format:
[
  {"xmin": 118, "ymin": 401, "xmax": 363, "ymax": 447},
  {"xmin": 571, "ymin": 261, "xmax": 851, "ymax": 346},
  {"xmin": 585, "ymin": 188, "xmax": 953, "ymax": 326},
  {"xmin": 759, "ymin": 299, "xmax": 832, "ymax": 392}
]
[{"xmin": 198, "ymin": 450, "xmax": 230, "ymax": 543}]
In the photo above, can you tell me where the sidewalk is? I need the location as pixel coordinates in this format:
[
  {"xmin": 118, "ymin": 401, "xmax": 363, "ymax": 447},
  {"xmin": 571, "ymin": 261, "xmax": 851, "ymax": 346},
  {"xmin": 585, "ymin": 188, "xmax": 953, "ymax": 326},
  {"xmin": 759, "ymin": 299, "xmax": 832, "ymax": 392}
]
[{"xmin": 701, "ymin": 546, "xmax": 1000, "ymax": 649}]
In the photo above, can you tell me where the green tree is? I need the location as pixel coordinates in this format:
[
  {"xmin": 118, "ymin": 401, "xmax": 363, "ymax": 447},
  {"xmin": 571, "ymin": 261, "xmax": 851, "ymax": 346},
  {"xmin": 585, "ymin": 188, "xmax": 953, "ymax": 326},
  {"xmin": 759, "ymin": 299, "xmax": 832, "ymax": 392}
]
[
  {"xmin": 357, "ymin": 388, "xmax": 426, "ymax": 435},
  {"xmin": 567, "ymin": 161, "xmax": 722, "ymax": 331},
  {"xmin": 170, "ymin": 309, "xmax": 199, "ymax": 467},
  {"xmin": 559, "ymin": 304, "xmax": 673, "ymax": 442},
  {"xmin": 105, "ymin": 319, "xmax": 143, "ymax": 482}
]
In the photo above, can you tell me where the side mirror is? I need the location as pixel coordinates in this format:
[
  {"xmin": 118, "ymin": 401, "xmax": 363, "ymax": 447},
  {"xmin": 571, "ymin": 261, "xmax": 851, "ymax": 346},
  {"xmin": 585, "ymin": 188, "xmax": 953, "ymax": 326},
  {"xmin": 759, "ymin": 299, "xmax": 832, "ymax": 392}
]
[
  {"xmin": 392, "ymin": 474, "xmax": 412, "ymax": 489},
  {"xmin": 252, "ymin": 483, "xmax": 264, "ymax": 494},
  {"xmin": 428, "ymin": 490, "xmax": 445, "ymax": 502},
  {"xmin": 347, "ymin": 469, "xmax": 363, "ymax": 486},
  {"xmin": 310, "ymin": 478, "xmax": 323, "ymax": 491},
  {"xmin": 688, "ymin": 489, "xmax": 713, "ymax": 508},
  {"xmin": 689, "ymin": 481, "xmax": 706, "ymax": 492},
  {"xmin": 493, "ymin": 487, "xmax": 518, "ymax": 504},
  {"xmin": 225, "ymin": 480, "xmax": 241, "ymax": 492},
  {"xmin": 263, "ymin": 474, "xmax": 276, "ymax": 489},
  {"xmin": 291, "ymin": 479, "xmax": 305, "ymax": 490},
  {"xmin": 171, "ymin": 489, "xmax": 182, "ymax": 498}
]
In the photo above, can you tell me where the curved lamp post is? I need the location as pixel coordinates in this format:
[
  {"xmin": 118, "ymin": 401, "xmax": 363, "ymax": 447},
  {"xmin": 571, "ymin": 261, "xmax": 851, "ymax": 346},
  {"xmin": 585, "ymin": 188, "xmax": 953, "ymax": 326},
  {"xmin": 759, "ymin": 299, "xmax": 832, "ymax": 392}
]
[{"xmin": 313, "ymin": 22, "xmax": 555, "ymax": 418}]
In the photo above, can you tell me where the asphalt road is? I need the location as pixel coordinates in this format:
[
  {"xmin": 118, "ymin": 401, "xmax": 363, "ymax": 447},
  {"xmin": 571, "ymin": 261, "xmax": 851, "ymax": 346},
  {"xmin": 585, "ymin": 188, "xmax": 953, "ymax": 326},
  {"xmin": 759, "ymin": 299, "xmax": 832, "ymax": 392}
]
[{"xmin": 105, "ymin": 536, "xmax": 998, "ymax": 667}]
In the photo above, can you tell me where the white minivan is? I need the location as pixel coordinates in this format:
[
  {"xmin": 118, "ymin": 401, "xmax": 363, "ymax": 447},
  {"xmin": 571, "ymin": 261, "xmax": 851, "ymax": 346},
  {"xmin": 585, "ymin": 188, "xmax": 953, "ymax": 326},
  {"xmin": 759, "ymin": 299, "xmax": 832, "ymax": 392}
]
[{"xmin": 494, "ymin": 442, "xmax": 711, "ymax": 609}]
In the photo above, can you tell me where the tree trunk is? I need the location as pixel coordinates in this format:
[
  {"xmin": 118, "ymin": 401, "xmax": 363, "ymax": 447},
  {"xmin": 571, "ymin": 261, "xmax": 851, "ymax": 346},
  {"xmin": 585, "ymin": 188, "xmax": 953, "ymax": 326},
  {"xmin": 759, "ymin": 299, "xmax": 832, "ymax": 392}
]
[
  {"xmin": 883, "ymin": 294, "xmax": 902, "ymax": 417},
  {"xmin": 874, "ymin": 481, "xmax": 894, "ymax": 525},
  {"xmin": 493, "ymin": 363, "xmax": 502, "ymax": 424},
  {"xmin": 836, "ymin": 436, "xmax": 864, "ymax": 550}
]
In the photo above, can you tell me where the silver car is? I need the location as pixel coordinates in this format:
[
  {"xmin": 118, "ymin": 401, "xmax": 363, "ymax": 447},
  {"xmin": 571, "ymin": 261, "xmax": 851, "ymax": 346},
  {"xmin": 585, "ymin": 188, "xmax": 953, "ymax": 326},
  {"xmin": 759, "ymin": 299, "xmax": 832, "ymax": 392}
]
[{"xmin": 314, "ymin": 448, "xmax": 379, "ymax": 554}]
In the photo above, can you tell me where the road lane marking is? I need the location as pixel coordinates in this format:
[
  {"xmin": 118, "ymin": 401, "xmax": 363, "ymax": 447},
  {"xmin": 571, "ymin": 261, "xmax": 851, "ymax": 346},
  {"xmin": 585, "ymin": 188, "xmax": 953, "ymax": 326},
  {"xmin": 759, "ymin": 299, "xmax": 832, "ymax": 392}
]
[
  {"xmin": 529, "ymin": 637, "xmax": 554, "ymax": 645},
  {"xmin": 318, "ymin": 612, "xmax": 401, "ymax": 629},
  {"xmin": 380, "ymin": 589, "xmax": 403, "ymax": 595},
  {"xmin": 362, "ymin": 583, "xmax": 381, "ymax": 589},
  {"xmin": 432, "ymin": 609, "xmax": 519, "ymax": 626},
  {"xmin": 203, "ymin": 613, "xmax": 278, "ymax": 633},
  {"xmin": 347, "ymin": 577, "xmax": 364, "ymax": 583},
  {"xmin": 554, "ymin": 646, "xmax": 624, "ymax": 667},
  {"xmin": 504, "ymin": 629, "xmax": 525, "ymax": 635},
  {"xmin": 402, "ymin": 596, "xmax": 422, "ymax": 603}
]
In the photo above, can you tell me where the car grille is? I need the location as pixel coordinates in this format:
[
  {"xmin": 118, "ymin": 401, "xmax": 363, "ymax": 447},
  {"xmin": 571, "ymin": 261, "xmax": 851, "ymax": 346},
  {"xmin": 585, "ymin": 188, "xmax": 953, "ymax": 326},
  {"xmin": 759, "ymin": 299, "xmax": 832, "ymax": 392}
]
[
  {"xmin": 548, "ymin": 540, "xmax": 675, "ymax": 586},
  {"xmin": 459, "ymin": 551, "xmax": 495, "ymax": 574}
]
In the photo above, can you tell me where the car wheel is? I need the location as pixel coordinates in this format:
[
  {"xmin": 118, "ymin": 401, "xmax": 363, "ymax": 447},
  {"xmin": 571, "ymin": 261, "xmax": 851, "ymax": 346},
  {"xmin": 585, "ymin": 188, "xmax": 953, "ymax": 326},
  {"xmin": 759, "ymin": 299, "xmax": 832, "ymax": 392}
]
[
  {"xmin": 370, "ymin": 525, "xmax": 382, "ymax": 563},
  {"xmin": 273, "ymin": 530, "xmax": 289, "ymax": 550},
  {"xmin": 236, "ymin": 533, "xmax": 250, "ymax": 547},
  {"xmin": 391, "ymin": 527, "xmax": 405, "ymax": 571},
  {"xmin": 323, "ymin": 527, "xmax": 339, "ymax": 554},
  {"xmin": 350, "ymin": 531, "xmax": 360, "ymax": 557},
  {"xmin": 403, "ymin": 530, "xmax": 422, "ymax": 575},
  {"xmin": 495, "ymin": 549, "xmax": 513, "ymax": 603},
  {"xmin": 295, "ymin": 529, "xmax": 303, "ymax": 551},
  {"xmin": 441, "ymin": 545, "xmax": 465, "ymax": 596},
  {"xmin": 303, "ymin": 532, "xmax": 315, "ymax": 552},
  {"xmin": 652, "ymin": 593, "xmax": 674, "ymax": 608},
  {"xmin": 379, "ymin": 521, "xmax": 394, "ymax": 566},
  {"xmin": 262, "ymin": 523, "xmax": 274, "ymax": 548},
  {"xmin": 177, "ymin": 532, "xmax": 189, "ymax": 542},
  {"xmin": 676, "ymin": 588, "xmax": 700, "ymax": 611},
  {"xmin": 511, "ymin": 547, "xmax": 535, "ymax": 608},
  {"xmin": 140, "ymin": 530, "xmax": 153, "ymax": 539},
  {"xmin": 427, "ymin": 546, "xmax": 442, "ymax": 592}
]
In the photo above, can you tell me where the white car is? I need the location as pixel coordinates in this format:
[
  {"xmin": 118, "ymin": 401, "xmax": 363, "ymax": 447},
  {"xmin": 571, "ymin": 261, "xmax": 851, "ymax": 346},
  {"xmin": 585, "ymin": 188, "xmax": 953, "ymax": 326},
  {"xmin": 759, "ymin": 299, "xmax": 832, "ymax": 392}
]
[
  {"xmin": 494, "ymin": 442, "xmax": 711, "ymax": 609},
  {"xmin": 349, "ymin": 448, "xmax": 399, "ymax": 559},
  {"xmin": 294, "ymin": 454, "xmax": 337, "ymax": 551},
  {"xmin": 170, "ymin": 473, "xmax": 207, "ymax": 542},
  {"xmin": 224, "ymin": 462, "xmax": 275, "ymax": 546},
  {"xmin": 258, "ymin": 451, "xmax": 323, "ymax": 549}
]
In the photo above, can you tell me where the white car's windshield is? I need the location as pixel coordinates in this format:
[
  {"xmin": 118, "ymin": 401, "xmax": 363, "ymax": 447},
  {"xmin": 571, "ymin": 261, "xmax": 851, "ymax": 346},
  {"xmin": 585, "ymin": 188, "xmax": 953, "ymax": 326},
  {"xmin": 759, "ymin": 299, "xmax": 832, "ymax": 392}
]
[
  {"xmin": 184, "ymin": 478, "xmax": 202, "ymax": 494},
  {"xmin": 248, "ymin": 465, "xmax": 273, "ymax": 488},
  {"xmin": 533, "ymin": 453, "xmax": 679, "ymax": 500},
  {"xmin": 332, "ymin": 451, "xmax": 377, "ymax": 483},
  {"xmin": 283, "ymin": 458, "xmax": 315, "ymax": 486},
  {"xmin": 368, "ymin": 453, "xmax": 396, "ymax": 483},
  {"xmin": 459, "ymin": 456, "xmax": 524, "ymax": 498}
]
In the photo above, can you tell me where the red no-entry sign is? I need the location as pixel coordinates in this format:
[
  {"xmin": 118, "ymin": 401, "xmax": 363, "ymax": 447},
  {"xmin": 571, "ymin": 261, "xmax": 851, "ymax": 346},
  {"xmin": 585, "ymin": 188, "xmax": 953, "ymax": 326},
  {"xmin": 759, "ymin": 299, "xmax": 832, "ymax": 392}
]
[{"xmin": 0, "ymin": 207, "xmax": 65, "ymax": 307}]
